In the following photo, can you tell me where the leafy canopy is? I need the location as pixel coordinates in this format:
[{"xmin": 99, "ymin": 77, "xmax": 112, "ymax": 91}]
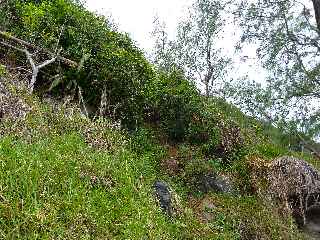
[{"xmin": 231, "ymin": 0, "xmax": 320, "ymax": 139}]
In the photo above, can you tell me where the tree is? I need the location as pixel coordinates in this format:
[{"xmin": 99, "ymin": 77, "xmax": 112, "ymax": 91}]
[
  {"xmin": 151, "ymin": 17, "xmax": 173, "ymax": 71},
  {"xmin": 152, "ymin": 0, "xmax": 231, "ymax": 97},
  {"xmin": 232, "ymin": 0, "xmax": 320, "ymax": 139}
]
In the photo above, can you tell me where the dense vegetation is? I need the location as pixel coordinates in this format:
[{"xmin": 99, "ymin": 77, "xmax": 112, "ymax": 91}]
[
  {"xmin": 0, "ymin": 0, "xmax": 319, "ymax": 239},
  {"xmin": 1, "ymin": 0, "xmax": 154, "ymax": 128}
]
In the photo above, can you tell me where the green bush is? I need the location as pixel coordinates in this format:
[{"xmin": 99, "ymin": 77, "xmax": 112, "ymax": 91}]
[
  {"xmin": 146, "ymin": 70, "xmax": 202, "ymax": 141},
  {"xmin": 130, "ymin": 127, "xmax": 163, "ymax": 155},
  {"xmin": 187, "ymin": 103, "xmax": 247, "ymax": 165},
  {"xmin": 146, "ymin": 70, "xmax": 249, "ymax": 166},
  {"xmin": 4, "ymin": 0, "xmax": 154, "ymax": 128}
]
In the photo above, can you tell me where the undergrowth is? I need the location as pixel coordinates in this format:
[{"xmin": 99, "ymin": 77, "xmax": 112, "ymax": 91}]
[
  {"xmin": 0, "ymin": 96, "xmax": 310, "ymax": 239},
  {"xmin": 0, "ymin": 65, "xmax": 314, "ymax": 239},
  {"xmin": 0, "ymin": 0, "xmax": 318, "ymax": 237}
]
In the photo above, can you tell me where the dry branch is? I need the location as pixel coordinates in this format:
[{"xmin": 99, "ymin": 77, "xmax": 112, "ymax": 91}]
[
  {"xmin": 0, "ymin": 31, "xmax": 77, "ymax": 67},
  {"xmin": 24, "ymin": 48, "xmax": 59, "ymax": 93},
  {"xmin": 0, "ymin": 40, "xmax": 60, "ymax": 93},
  {"xmin": 0, "ymin": 31, "xmax": 81, "ymax": 93}
]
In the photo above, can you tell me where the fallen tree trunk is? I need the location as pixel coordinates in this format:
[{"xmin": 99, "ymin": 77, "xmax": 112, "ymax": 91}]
[
  {"xmin": 0, "ymin": 40, "xmax": 60, "ymax": 93},
  {"xmin": 0, "ymin": 31, "xmax": 78, "ymax": 67}
]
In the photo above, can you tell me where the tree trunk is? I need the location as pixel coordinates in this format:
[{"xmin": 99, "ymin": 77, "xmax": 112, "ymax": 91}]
[
  {"xmin": 203, "ymin": 72, "xmax": 212, "ymax": 97},
  {"xmin": 312, "ymin": 0, "xmax": 320, "ymax": 31},
  {"xmin": 204, "ymin": 65, "xmax": 214, "ymax": 97},
  {"xmin": 205, "ymin": 81, "xmax": 210, "ymax": 97}
]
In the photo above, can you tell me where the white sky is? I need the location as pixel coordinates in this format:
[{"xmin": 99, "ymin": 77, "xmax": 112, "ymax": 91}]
[
  {"xmin": 85, "ymin": 0, "xmax": 265, "ymax": 90},
  {"xmin": 85, "ymin": 0, "xmax": 193, "ymax": 53},
  {"xmin": 85, "ymin": 1, "xmax": 319, "ymax": 139}
]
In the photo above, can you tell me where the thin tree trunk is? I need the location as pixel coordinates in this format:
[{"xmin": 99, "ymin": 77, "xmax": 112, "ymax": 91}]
[
  {"xmin": 205, "ymin": 80, "xmax": 210, "ymax": 97},
  {"xmin": 203, "ymin": 70, "xmax": 213, "ymax": 97},
  {"xmin": 312, "ymin": 0, "xmax": 320, "ymax": 31}
]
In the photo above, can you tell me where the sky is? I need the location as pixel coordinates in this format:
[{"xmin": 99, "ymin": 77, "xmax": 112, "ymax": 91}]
[
  {"xmin": 85, "ymin": 0, "xmax": 193, "ymax": 53},
  {"xmin": 85, "ymin": 1, "xmax": 319, "ymax": 140},
  {"xmin": 85, "ymin": 0, "xmax": 265, "ymax": 90}
]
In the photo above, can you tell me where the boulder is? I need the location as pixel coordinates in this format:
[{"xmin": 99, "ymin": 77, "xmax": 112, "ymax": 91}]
[
  {"xmin": 154, "ymin": 181, "xmax": 172, "ymax": 216},
  {"xmin": 268, "ymin": 156, "xmax": 320, "ymax": 232},
  {"xmin": 194, "ymin": 173, "xmax": 234, "ymax": 194}
]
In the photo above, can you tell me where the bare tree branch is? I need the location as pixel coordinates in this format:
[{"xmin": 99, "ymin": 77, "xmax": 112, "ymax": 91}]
[
  {"xmin": 0, "ymin": 31, "xmax": 77, "ymax": 67},
  {"xmin": 26, "ymin": 49, "xmax": 59, "ymax": 93},
  {"xmin": 0, "ymin": 40, "xmax": 59, "ymax": 93}
]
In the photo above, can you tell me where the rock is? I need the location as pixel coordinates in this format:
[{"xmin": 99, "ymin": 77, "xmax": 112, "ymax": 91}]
[
  {"xmin": 268, "ymin": 156, "xmax": 320, "ymax": 233},
  {"xmin": 304, "ymin": 207, "xmax": 320, "ymax": 236},
  {"xmin": 154, "ymin": 181, "xmax": 172, "ymax": 216},
  {"xmin": 194, "ymin": 173, "xmax": 234, "ymax": 194}
]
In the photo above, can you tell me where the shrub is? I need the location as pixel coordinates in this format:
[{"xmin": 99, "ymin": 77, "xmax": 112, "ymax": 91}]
[
  {"xmin": 146, "ymin": 69, "xmax": 202, "ymax": 141},
  {"xmin": 4, "ymin": 0, "xmax": 154, "ymax": 128}
]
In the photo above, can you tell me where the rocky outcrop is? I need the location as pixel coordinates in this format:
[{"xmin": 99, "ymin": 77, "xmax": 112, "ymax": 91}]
[
  {"xmin": 193, "ymin": 173, "xmax": 234, "ymax": 194},
  {"xmin": 154, "ymin": 181, "xmax": 172, "ymax": 216},
  {"xmin": 268, "ymin": 156, "xmax": 320, "ymax": 233}
]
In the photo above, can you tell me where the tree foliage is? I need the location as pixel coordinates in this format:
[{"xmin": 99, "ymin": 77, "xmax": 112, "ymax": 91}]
[
  {"xmin": 231, "ymin": 0, "xmax": 320, "ymax": 139},
  {"xmin": 146, "ymin": 69, "xmax": 202, "ymax": 141},
  {"xmin": 152, "ymin": 0, "xmax": 231, "ymax": 97}
]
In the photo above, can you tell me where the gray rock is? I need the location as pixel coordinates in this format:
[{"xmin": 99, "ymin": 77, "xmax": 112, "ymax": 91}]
[
  {"xmin": 195, "ymin": 173, "xmax": 234, "ymax": 194},
  {"xmin": 268, "ymin": 156, "xmax": 320, "ymax": 234},
  {"xmin": 304, "ymin": 207, "xmax": 320, "ymax": 236},
  {"xmin": 154, "ymin": 181, "xmax": 172, "ymax": 216}
]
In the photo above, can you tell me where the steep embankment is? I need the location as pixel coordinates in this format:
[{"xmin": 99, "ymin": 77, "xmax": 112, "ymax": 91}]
[
  {"xmin": 0, "ymin": 72, "xmax": 312, "ymax": 239},
  {"xmin": 0, "ymin": 77, "xmax": 175, "ymax": 239},
  {"xmin": 1, "ymin": 0, "xmax": 319, "ymax": 239}
]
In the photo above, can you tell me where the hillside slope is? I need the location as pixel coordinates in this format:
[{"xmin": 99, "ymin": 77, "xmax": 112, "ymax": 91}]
[
  {"xmin": 1, "ymin": 0, "xmax": 319, "ymax": 239},
  {"xmin": 0, "ymin": 71, "xmax": 313, "ymax": 239}
]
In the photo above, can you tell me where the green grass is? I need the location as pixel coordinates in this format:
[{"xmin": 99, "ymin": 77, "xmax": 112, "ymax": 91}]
[
  {"xmin": 0, "ymin": 133, "xmax": 175, "ymax": 239},
  {"xmin": 0, "ymin": 94, "xmax": 311, "ymax": 239},
  {"xmin": 0, "ymin": 128, "xmax": 306, "ymax": 239},
  {"xmin": 205, "ymin": 194, "xmax": 306, "ymax": 240}
]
